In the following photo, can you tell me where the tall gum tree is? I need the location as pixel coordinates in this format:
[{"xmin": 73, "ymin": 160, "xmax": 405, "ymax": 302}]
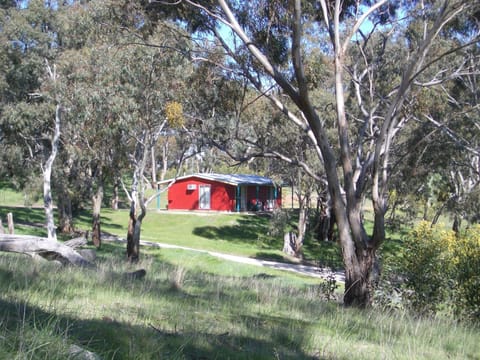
[
  {"xmin": 54, "ymin": 0, "xmax": 136, "ymax": 247},
  {"xmin": 103, "ymin": 12, "xmax": 193, "ymax": 261},
  {"xmin": 168, "ymin": 0, "xmax": 480, "ymax": 306},
  {"xmin": 0, "ymin": 1, "xmax": 65, "ymax": 241}
]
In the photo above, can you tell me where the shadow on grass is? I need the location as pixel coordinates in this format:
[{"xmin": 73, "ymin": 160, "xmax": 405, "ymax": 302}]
[
  {"xmin": 304, "ymin": 241, "xmax": 343, "ymax": 270},
  {"xmin": 0, "ymin": 206, "xmax": 46, "ymax": 227},
  {"xmin": 253, "ymin": 251, "xmax": 297, "ymax": 264},
  {"xmin": 0, "ymin": 269, "xmax": 316, "ymax": 359},
  {"xmin": 0, "ymin": 206, "xmax": 123, "ymax": 234},
  {"xmin": 192, "ymin": 215, "xmax": 269, "ymax": 244},
  {"xmin": 0, "ymin": 298, "xmax": 316, "ymax": 359},
  {"xmin": 192, "ymin": 213, "xmax": 346, "ymax": 268}
]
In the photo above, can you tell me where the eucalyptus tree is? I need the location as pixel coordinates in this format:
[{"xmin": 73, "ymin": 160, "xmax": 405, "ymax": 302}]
[
  {"xmin": 51, "ymin": 0, "xmax": 137, "ymax": 246},
  {"xmin": 0, "ymin": 0, "xmax": 66, "ymax": 240},
  {"xmin": 426, "ymin": 54, "xmax": 480, "ymax": 229},
  {"xmin": 1, "ymin": 0, "xmax": 133, "ymax": 242},
  {"xmin": 399, "ymin": 45, "xmax": 480, "ymax": 230},
  {"xmin": 160, "ymin": 0, "xmax": 480, "ymax": 307},
  {"xmin": 97, "ymin": 12, "xmax": 194, "ymax": 261}
]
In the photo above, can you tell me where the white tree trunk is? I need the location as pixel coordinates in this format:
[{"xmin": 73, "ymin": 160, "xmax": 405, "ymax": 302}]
[
  {"xmin": 160, "ymin": 140, "xmax": 169, "ymax": 181},
  {"xmin": 151, "ymin": 144, "xmax": 157, "ymax": 187},
  {"xmin": 42, "ymin": 104, "xmax": 61, "ymax": 241},
  {"xmin": 91, "ymin": 180, "xmax": 104, "ymax": 248},
  {"xmin": 283, "ymin": 232, "xmax": 297, "ymax": 256}
]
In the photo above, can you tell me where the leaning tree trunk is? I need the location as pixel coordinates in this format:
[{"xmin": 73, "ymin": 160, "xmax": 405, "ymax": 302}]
[{"xmin": 91, "ymin": 179, "xmax": 104, "ymax": 249}]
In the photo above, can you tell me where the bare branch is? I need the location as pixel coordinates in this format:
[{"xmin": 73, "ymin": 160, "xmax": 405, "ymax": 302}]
[
  {"xmin": 120, "ymin": 178, "xmax": 133, "ymax": 203},
  {"xmin": 342, "ymin": 0, "xmax": 388, "ymax": 54},
  {"xmin": 424, "ymin": 114, "xmax": 480, "ymax": 156}
]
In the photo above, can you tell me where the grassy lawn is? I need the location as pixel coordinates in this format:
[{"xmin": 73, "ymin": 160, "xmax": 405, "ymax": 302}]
[
  {"xmin": 1, "ymin": 245, "xmax": 479, "ymax": 359},
  {"xmin": 0, "ymin": 204, "xmax": 343, "ymax": 268},
  {"xmin": 0, "ymin": 181, "xmax": 407, "ymax": 271}
]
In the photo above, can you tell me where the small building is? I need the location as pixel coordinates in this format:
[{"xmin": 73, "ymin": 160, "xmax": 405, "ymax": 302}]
[{"xmin": 159, "ymin": 173, "xmax": 281, "ymax": 212}]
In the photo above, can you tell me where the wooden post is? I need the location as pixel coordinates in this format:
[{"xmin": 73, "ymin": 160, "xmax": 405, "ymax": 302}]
[
  {"xmin": 7, "ymin": 213, "xmax": 14, "ymax": 235},
  {"xmin": 0, "ymin": 218, "xmax": 4, "ymax": 234}
]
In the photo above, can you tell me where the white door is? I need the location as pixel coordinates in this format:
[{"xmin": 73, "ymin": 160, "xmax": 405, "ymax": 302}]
[{"xmin": 199, "ymin": 185, "xmax": 211, "ymax": 209}]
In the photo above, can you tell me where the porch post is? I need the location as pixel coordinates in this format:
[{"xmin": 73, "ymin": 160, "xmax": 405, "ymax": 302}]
[
  {"xmin": 236, "ymin": 185, "xmax": 240, "ymax": 212},
  {"xmin": 274, "ymin": 186, "xmax": 277, "ymax": 207}
]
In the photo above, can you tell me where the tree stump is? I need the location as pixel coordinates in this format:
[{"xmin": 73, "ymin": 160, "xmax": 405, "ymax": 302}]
[
  {"xmin": 283, "ymin": 231, "xmax": 298, "ymax": 256},
  {"xmin": 7, "ymin": 213, "xmax": 14, "ymax": 234}
]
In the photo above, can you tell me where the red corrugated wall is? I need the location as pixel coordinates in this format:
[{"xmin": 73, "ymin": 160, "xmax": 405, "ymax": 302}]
[
  {"xmin": 167, "ymin": 176, "xmax": 282, "ymax": 211},
  {"xmin": 167, "ymin": 177, "xmax": 235, "ymax": 211}
]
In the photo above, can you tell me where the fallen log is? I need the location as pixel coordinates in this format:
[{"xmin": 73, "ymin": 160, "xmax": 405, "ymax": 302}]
[
  {"xmin": 63, "ymin": 236, "xmax": 88, "ymax": 249},
  {"xmin": 0, "ymin": 234, "xmax": 93, "ymax": 267}
]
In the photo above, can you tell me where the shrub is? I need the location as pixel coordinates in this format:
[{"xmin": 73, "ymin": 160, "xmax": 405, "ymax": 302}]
[
  {"xmin": 401, "ymin": 221, "xmax": 454, "ymax": 315},
  {"xmin": 267, "ymin": 208, "xmax": 290, "ymax": 238},
  {"xmin": 452, "ymin": 226, "xmax": 480, "ymax": 320},
  {"xmin": 388, "ymin": 221, "xmax": 480, "ymax": 321}
]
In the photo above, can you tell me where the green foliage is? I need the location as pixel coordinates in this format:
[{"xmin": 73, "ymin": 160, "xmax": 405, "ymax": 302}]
[
  {"xmin": 394, "ymin": 222, "xmax": 480, "ymax": 321},
  {"xmin": 400, "ymin": 222, "xmax": 454, "ymax": 314},
  {"xmin": 452, "ymin": 226, "xmax": 480, "ymax": 320}
]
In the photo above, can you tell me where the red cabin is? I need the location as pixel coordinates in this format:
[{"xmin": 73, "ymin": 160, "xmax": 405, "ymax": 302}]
[{"xmin": 159, "ymin": 174, "xmax": 281, "ymax": 212}]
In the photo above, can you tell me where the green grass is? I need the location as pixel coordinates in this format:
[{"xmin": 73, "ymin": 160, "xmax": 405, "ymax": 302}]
[
  {"xmin": 0, "ymin": 204, "xmax": 343, "ymax": 267},
  {"xmin": 0, "ymin": 181, "xmax": 42, "ymax": 207},
  {"xmin": 1, "ymin": 187, "xmax": 480, "ymax": 358},
  {"xmin": 1, "ymin": 246, "xmax": 479, "ymax": 359}
]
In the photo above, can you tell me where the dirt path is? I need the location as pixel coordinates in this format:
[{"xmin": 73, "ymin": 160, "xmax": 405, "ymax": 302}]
[{"xmin": 103, "ymin": 235, "xmax": 345, "ymax": 282}]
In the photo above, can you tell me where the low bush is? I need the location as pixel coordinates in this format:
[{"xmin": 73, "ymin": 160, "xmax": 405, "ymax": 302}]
[
  {"xmin": 378, "ymin": 221, "xmax": 480, "ymax": 322},
  {"xmin": 453, "ymin": 226, "xmax": 480, "ymax": 320}
]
